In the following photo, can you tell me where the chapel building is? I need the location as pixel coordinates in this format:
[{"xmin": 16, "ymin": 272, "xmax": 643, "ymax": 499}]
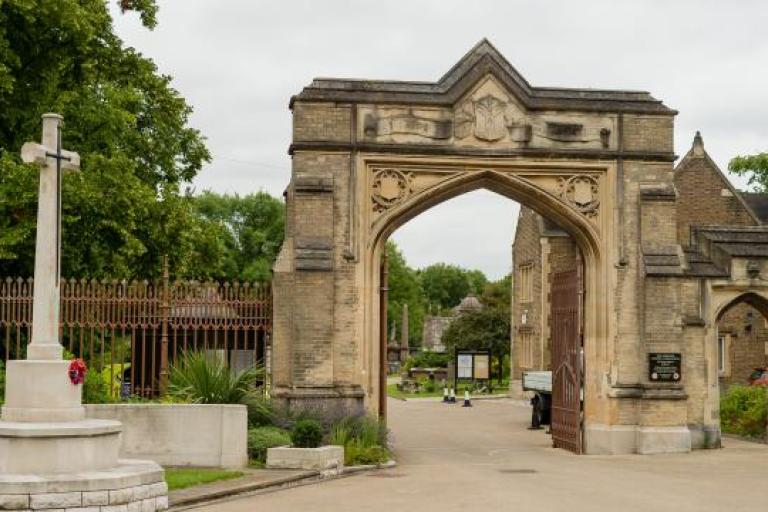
[{"xmin": 511, "ymin": 132, "xmax": 768, "ymax": 396}]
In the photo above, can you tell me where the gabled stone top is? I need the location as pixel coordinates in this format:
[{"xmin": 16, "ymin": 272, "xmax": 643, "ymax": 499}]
[
  {"xmin": 292, "ymin": 39, "xmax": 676, "ymax": 115},
  {"xmin": 675, "ymin": 131, "xmax": 763, "ymax": 225}
]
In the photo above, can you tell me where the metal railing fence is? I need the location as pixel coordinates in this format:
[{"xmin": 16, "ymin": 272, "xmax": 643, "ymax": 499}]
[{"xmin": 0, "ymin": 272, "xmax": 271, "ymax": 399}]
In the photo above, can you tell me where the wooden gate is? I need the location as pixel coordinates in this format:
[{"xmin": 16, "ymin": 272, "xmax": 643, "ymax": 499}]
[{"xmin": 550, "ymin": 267, "xmax": 583, "ymax": 454}]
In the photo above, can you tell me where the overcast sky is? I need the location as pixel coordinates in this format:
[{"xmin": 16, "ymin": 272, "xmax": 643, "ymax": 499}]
[{"xmin": 112, "ymin": 1, "xmax": 767, "ymax": 280}]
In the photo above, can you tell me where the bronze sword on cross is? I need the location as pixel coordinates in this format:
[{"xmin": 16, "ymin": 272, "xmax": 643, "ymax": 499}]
[{"xmin": 21, "ymin": 114, "xmax": 80, "ymax": 281}]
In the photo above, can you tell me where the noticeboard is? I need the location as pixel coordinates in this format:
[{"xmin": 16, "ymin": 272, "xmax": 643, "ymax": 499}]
[
  {"xmin": 648, "ymin": 353, "xmax": 681, "ymax": 382},
  {"xmin": 454, "ymin": 350, "xmax": 492, "ymax": 383},
  {"xmin": 457, "ymin": 354, "xmax": 473, "ymax": 379}
]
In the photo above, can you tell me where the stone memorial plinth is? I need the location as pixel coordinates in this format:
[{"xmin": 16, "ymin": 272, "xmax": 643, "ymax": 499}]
[{"xmin": 0, "ymin": 114, "xmax": 167, "ymax": 511}]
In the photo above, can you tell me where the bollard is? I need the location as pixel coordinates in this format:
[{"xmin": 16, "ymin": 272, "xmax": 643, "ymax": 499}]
[
  {"xmin": 462, "ymin": 389, "xmax": 472, "ymax": 407},
  {"xmin": 443, "ymin": 387, "xmax": 450, "ymax": 403},
  {"xmin": 449, "ymin": 388, "xmax": 456, "ymax": 403}
]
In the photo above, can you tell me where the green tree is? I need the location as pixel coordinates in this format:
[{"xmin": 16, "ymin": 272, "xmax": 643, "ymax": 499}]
[
  {"xmin": 480, "ymin": 274, "xmax": 511, "ymax": 311},
  {"xmin": 729, "ymin": 152, "xmax": 768, "ymax": 191},
  {"xmin": 386, "ymin": 241, "xmax": 425, "ymax": 346},
  {"xmin": 192, "ymin": 191, "xmax": 285, "ymax": 282},
  {"xmin": 0, "ymin": 0, "xmax": 210, "ymax": 278},
  {"xmin": 441, "ymin": 307, "xmax": 510, "ymax": 383},
  {"xmin": 419, "ymin": 263, "xmax": 486, "ymax": 312}
]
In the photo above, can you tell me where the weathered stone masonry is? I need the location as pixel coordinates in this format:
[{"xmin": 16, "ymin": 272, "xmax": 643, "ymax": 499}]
[{"xmin": 271, "ymin": 39, "xmax": 768, "ymax": 454}]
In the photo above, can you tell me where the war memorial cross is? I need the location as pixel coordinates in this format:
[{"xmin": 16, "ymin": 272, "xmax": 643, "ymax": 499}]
[{"xmin": 20, "ymin": 113, "xmax": 80, "ymax": 361}]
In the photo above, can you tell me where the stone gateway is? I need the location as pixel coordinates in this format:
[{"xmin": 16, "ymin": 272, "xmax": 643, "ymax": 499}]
[{"xmin": 272, "ymin": 40, "xmax": 768, "ymax": 455}]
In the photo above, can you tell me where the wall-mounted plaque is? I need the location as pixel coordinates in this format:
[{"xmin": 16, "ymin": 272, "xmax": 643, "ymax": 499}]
[{"xmin": 648, "ymin": 353, "xmax": 681, "ymax": 382}]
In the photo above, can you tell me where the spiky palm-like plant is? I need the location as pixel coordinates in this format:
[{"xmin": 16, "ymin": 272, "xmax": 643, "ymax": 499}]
[{"xmin": 168, "ymin": 351, "xmax": 264, "ymax": 404}]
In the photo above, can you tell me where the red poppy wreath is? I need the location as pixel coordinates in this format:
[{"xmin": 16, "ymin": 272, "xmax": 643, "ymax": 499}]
[{"xmin": 68, "ymin": 358, "xmax": 87, "ymax": 385}]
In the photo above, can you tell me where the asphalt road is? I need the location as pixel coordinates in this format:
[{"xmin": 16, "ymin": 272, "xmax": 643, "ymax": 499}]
[{"xmin": 193, "ymin": 398, "xmax": 768, "ymax": 512}]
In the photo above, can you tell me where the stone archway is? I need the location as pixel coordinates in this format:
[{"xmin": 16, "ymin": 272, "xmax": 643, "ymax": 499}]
[
  {"xmin": 271, "ymin": 40, "xmax": 697, "ymax": 454},
  {"xmin": 363, "ymin": 163, "xmax": 609, "ymax": 439}
]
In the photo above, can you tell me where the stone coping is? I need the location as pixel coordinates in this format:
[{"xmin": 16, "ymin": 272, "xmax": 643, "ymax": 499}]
[
  {"xmin": 0, "ymin": 460, "xmax": 163, "ymax": 494},
  {"xmin": 0, "ymin": 419, "xmax": 122, "ymax": 438}
]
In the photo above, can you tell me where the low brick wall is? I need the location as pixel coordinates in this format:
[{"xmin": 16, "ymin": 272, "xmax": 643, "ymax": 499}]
[
  {"xmin": 0, "ymin": 482, "xmax": 169, "ymax": 511},
  {"xmin": 85, "ymin": 404, "xmax": 247, "ymax": 468},
  {"xmin": 0, "ymin": 460, "xmax": 166, "ymax": 511}
]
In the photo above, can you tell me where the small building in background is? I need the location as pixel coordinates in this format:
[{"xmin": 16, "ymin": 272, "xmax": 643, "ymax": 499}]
[{"xmin": 421, "ymin": 295, "xmax": 484, "ymax": 353}]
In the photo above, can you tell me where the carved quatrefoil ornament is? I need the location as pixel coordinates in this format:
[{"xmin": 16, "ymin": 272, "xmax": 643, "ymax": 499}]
[
  {"xmin": 372, "ymin": 169, "xmax": 413, "ymax": 212},
  {"xmin": 558, "ymin": 175, "xmax": 600, "ymax": 218}
]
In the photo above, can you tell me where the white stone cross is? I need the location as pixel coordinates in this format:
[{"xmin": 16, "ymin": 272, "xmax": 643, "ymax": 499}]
[{"xmin": 20, "ymin": 113, "xmax": 80, "ymax": 361}]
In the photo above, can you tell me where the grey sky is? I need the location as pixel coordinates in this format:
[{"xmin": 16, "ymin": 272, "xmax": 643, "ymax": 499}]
[{"xmin": 112, "ymin": 1, "xmax": 767, "ymax": 280}]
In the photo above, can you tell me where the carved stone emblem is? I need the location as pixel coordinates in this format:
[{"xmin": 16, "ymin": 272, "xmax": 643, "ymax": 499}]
[
  {"xmin": 474, "ymin": 95, "xmax": 507, "ymax": 141},
  {"xmin": 372, "ymin": 169, "xmax": 413, "ymax": 212},
  {"xmin": 559, "ymin": 175, "xmax": 600, "ymax": 217},
  {"xmin": 454, "ymin": 94, "xmax": 517, "ymax": 142}
]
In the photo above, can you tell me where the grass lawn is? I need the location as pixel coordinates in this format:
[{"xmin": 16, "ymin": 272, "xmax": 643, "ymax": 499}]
[
  {"xmin": 387, "ymin": 380, "xmax": 509, "ymax": 400},
  {"xmin": 164, "ymin": 468, "xmax": 244, "ymax": 491}
]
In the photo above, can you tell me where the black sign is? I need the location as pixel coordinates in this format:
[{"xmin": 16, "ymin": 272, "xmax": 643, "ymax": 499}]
[{"xmin": 648, "ymin": 353, "xmax": 681, "ymax": 382}]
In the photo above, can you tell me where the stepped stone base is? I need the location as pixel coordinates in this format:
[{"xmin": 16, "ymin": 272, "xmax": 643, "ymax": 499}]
[
  {"xmin": 0, "ymin": 459, "xmax": 167, "ymax": 511},
  {"xmin": 2, "ymin": 360, "xmax": 85, "ymax": 422},
  {"xmin": 0, "ymin": 420, "xmax": 122, "ymax": 474}
]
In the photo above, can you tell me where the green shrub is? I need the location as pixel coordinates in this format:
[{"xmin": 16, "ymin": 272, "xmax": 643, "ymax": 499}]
[
  {"xmin": 168, "ymin": 351, "xmax": 263, "ymax": 404},
  {"xmin": 329, "ymin": 415, "xmax": 390, "ymax": 465},
  {"xmin": 246, "ymin": 395, "xmax": 275, "ymax": 427},
  {"xmin": 247, "ymin": 426, "xmax": 290, "ymax": 462},
  {"xmin": 404, "ymin": 352, "xmax": 450, "ymax": 371},
  {"xmin": 291, "ymin": 419, "xmax": 323, "ymax": 448},
  {"xmin": 83, "ymin": 368, "xmax": 112, "ymax": 404},
  {"xmin": 721, "ymin": 385, "xmax": 768, "ymax": 439},
  {"xmin": 345, "ymin": 440, "xmax": 390, "ymax": 465}
]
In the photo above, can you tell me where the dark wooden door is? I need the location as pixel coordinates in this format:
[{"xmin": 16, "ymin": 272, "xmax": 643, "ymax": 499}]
[{"xmin": 550, "ymin": 268, "xmax": 583, "ymax": 454}]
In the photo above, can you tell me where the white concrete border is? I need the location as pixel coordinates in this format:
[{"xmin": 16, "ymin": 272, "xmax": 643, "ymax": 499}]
[{"xmin": 85, "ymin": 404, "xmax": 247, "ymax": 468}]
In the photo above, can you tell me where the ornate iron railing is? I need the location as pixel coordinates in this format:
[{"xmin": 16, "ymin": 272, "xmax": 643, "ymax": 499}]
[{"xmin": 0, "ymin": 275, "xmax": 272, "ymax": 398}]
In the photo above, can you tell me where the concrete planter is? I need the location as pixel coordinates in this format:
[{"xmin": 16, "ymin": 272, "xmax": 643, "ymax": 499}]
[
  {"xmin": 85, "ymin": 404, "xmax": 247, "ymax": 468},
  {"xmin": 266, "ymin": 445, "xmax": 344, "ymax": 476}
]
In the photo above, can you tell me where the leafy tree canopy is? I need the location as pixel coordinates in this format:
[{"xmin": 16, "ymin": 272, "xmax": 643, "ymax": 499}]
[
  {"xmin": 480, "ymin": 274, "xmax": 511, "ymax": 312},
  {"xmin": 384, "ymin": 241, "xmax": 510, "ymax": 348},
  {"xmin": 441, "ymin": 306, "xmax": 511, "ymax": 382},
  {"xmin": 192, "ymin": 191, "xmax": 284, "ymax": 282},
  {"xmin": 386, "ymin": 241, "xmax": 425, "ymax": 346},
  {"xmin": 419, "ymin": 263, "xmax": 487, "ymax": 313},
  {"xmin": 0, "ymin": 0, "xmax": 214, "ymax": 278},
  {"xmin": 729, "ymin": 152, "xmax": 768, "ymax": 191}
]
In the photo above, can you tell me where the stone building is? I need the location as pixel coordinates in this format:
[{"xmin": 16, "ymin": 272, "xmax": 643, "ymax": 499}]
[
  {"xmin": 422, "ymin": 295, "xmax": 484, "ymax": 352},
  {"xmin": 273, "ymin": 39, "xmax": 768, "ymax": 454},
  {"xmin": 510, "ymin": 206, "xmax": 579, "ymax": 395},
  {"xmin": 510, "ymin": 131, "xmax": 768, "ymax": 396}
]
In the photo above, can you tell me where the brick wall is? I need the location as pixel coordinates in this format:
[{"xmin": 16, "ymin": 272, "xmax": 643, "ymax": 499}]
[
  {"xmin": 674, "ymin": 146, "xmax": 757, "ymax": 245},
  {"xmin": 292, "ymin": 103, "xmax": 351, "ymax": 142},
  {"xmin": 718, "ymin": 302, "xmax": 768, "ymax": 388},
  {"xmin": 511, "ymin": 207, "xmax": 543, "ymax": 379},
  {"xmin": 511, "ymin": 207, "xmax": 578, "ymax": 377}
]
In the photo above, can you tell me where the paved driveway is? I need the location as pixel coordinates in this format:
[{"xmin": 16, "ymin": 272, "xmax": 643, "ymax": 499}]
[{"xmin": 196, "ymin": 398, "xmax": 768, "ymax": 512}]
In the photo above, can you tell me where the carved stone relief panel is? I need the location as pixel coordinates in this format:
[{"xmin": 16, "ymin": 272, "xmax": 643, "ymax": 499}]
[
  {"xmin": 358, "ymin": 76, "xmax": 616, "ymax": 151},
  {"xmin": 453, "ymin": 77, "xmax": 530, "ymax": 145},
  {"xmin": 558, "ymin": 174, "xmax": 601, "ymax": 217},
  {"xmin": 360, "ymin": 107, "xmax": 453, "ymax": 143},
  {"xmin": 368, "ymin": 163, "xmax": 604, "ymax": 228},
  {"xmin": 371, "ymin": 168, "xmax": 414, "ymax": 212},
  {"xmin": 368, "ymin": 166, "xmax": 460, "ymax": 222}
]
